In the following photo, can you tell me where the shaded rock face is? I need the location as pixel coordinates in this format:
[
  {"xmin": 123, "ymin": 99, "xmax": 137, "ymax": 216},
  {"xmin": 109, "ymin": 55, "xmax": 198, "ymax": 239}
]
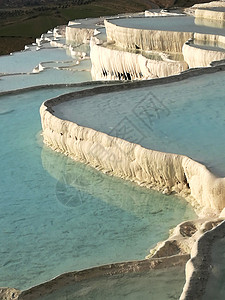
[
  {"xmin": 0, "ymin": 288, "xmax": 21, "ymax": 300},
  {"xmin": 90, "ymin": 40, "xmax": 188, "ymax": 80}
]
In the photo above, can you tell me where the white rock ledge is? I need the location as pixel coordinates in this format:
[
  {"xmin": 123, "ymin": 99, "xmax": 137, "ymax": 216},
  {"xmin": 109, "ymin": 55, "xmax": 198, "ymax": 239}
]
[
  {"xmin": 180, "ymin": 219, "xmax": 225, "ymax": 300},
  {"xmin": 90, "ymin": 38, "xmax": 188, "ymax": 80}
]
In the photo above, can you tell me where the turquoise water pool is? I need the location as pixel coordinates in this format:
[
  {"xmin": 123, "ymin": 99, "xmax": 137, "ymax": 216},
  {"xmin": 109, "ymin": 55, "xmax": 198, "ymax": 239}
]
[
  {"xmin": 0, "ymin": 48, "xmax": 73, "ymax": 74},
  {"xmin": 54, "ymin": 71, "xmax": 225, "ymax": 177},
  {"xmin": 0, "ymin": 87, "xmax": 196, "ymax": 290},
  {"xmin": 0, "ymin": 68, "xmax": 91, "ymax": 93}
]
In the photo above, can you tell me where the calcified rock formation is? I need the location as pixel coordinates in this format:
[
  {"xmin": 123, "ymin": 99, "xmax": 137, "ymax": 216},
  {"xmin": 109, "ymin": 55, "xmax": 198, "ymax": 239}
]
[
  {"xmin": 180, "ymin": 219, "xmax": 225, "ymax": 300},
  {"xmin": 195, "ymin": 16, "xmax": 225, "ymax": 27},
  {"xmin": 0, "ymin": 288, "xmax": 21, "ymax": 300},
  {"xmin": 182, "ymin": 30, "xmax": 225, "ymax": 67},
  {"xmin": 185, "ymin": 1, "xmax": 225, "ymax": 15},
  {"xmin": 193, "ymin": 0, "xmax": 225, "ymax": 9},
  {"xmin": 66, "ymin": 26, "xmax": 95, "ymax": 44},
  {"xmin": 90, "ymin": 39, "xmax": 188, "ymax": 80},
  {"xmin": 105, "ymin": 19, "xmax": 193, "ymax": 53},
  {"xmin": 195, "ymin": 7, "xmax": 225, "ymax": 21},
  {"xmin": 183, "ymin": 40, "xmax": 225, "ymax": 68}
]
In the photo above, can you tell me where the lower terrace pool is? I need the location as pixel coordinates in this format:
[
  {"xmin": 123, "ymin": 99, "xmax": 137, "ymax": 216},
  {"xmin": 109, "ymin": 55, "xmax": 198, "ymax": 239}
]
[
  {"xmin": 0, "ymin": 87, "xmax": 196, "ymax": 290},
  {"xmin": 0, "ymin": 68, "xmax": 91, "ymax": 93},
  {"xmin": 54, "ymin": 70, "xmax": 225, "ymax": 177}
]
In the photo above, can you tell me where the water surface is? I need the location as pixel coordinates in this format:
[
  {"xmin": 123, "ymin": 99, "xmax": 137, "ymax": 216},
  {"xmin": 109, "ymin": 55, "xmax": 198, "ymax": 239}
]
[{"xmin": 0, "ymin": 88, "xmax": 195, "ymax": 290}]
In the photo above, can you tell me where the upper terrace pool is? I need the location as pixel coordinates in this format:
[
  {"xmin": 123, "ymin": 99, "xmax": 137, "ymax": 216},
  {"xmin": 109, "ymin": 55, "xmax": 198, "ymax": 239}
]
[{"xmin": 109, "ymin": 15, "xmax": 225, "ymax": 35}]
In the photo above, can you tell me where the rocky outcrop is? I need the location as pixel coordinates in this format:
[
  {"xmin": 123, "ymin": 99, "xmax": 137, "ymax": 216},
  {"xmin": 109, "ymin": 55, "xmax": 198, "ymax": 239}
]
[{"xmin": 180, "ymin": 219, "xmax": 225, "ymax": 300}]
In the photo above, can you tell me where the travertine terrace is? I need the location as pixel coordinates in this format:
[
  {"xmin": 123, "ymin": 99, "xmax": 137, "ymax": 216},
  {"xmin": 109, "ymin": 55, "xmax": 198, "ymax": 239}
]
[
  {"xmin": 39, "ymin": 2, "xmax": 225, "ymax": 299},
  {"xmin": 1, "ymin": 1, "xmax": 225, "ymax": 300}
]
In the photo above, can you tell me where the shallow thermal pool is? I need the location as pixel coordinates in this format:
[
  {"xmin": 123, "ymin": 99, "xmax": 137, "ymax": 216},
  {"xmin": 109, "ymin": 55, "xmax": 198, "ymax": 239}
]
[
  {"xmin": 0, "ymin": 42, "xmax": 91, "ymax": 92},
  {"xmin": 34, "ymin": 266, "xmax": 185, "ymax": 300},
  {"xmin": 109, "ymin": 16, "xmax": 225, "ymax": 35},
  {"xmin": 54, "ymin": 70, "xmax": 225, "ymax": 177},
  {"xmin": 0, "ymin": 68, "xmax": 91, "ymax": 93},
  {"xmin": 0, "ymin": 87, "xmax": 196, "ymax": 290},
  {"xmin": 0, "ymin": 47, "xmax": 74, "ymax": 74}
]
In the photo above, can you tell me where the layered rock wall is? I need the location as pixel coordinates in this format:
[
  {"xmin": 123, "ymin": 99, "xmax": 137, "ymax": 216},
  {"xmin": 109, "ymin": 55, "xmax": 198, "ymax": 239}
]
[
  {"xmin": 194, "ymin": 32, "xmax": 225, "ymax": 44},
  {"xmin": 90, "ymin": 40, "xmax": 188, "ymax": 80},
  {"xmin": 183, "ymin": 41, "xmax": 225, "ymax": 67},
  {"xmin": 105, "ymin": 20, "xmax": 193, "ymax": 53},
  {"xmin": 195, "ymin": 8, "xmax": 225, "ymax": 21},
  {"xmin": 193, "ymin": 1, "xmax": 225, "ymax": 9},
  {"xmin": 66, "ymin": 26, "xmax": 95, "ymax": 44}
]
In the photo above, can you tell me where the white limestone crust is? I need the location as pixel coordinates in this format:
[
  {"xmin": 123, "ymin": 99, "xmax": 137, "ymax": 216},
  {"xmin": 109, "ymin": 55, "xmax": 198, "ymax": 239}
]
[
  {"xmin": 183, "ymin": 40, "xmax": 225, "ymax": 68},
  {"xmin": 90, "ymin": 39, "xmax": 188, "ymax": 80},
  {"xmin": 104, "ymin": 20, "xmax": 193, "ymax": 53},
  {"xmin": 66, "ymin": 26, "xmax": 95, "ymax": 44}
]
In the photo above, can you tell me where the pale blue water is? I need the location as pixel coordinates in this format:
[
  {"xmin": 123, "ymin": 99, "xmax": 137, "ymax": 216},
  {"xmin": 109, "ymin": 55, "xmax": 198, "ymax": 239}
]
[
  {"xmin": 0, "ymin": 48, "xmax": 73, "ymax": 74},
  {"xmin": 0, "ymin": 87, "xmax": 196, "ymax": 290},
  {"xmin": 54, "ymin": 71, "xmax": 225, "ymax": 177},
  {"xmin": 35, "ymin": 266, "xmax": 185, "ymax": 300},
  {"xmin": 0, "ymin": 68, "xmax": 91, "ymax": 93},
  {"xmin": 110, "ymin": 16, "xmax": 225, "ymax": 35},
  {"xmin": 0, "ymin": 41, "xmax": 91, "ymax": 92}
]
